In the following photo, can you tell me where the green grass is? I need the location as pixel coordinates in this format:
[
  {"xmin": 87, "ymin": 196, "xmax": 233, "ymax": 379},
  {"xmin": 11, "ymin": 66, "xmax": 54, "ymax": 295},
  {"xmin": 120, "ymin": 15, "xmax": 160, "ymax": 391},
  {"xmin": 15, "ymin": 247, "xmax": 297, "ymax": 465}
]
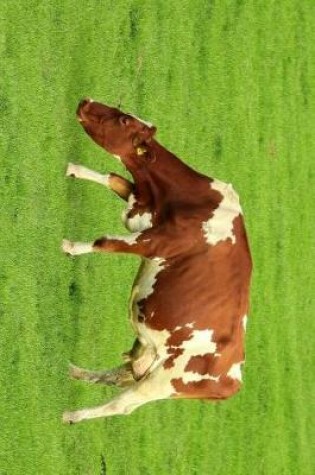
[{"xmin": 1, "ymin": 1, "xmax": 314, "ymax": 474}]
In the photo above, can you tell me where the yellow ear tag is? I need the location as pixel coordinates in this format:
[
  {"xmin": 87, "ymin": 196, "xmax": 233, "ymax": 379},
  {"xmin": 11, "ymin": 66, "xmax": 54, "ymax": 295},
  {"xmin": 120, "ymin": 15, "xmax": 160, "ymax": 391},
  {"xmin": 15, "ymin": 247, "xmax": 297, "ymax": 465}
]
[{"xmin": 136, "ymin": 146, "xmax": 146, "ymax": 156}]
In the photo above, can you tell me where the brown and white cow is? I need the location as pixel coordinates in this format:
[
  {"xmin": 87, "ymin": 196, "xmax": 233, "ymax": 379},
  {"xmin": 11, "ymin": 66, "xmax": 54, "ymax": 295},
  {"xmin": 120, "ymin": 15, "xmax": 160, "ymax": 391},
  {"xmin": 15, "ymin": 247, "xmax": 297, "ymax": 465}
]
[{"xmin": 62, "ymin": 99, "xmax": 252, "ymax": 423}]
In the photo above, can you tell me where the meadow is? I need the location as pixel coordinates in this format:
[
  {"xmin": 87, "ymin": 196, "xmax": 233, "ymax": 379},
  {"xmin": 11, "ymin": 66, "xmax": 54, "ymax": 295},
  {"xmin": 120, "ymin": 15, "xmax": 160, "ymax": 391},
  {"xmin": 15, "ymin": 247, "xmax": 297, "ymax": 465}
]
[{"xmin": 0, "ymin": 1, "xmax": 314, "ymax": 474}]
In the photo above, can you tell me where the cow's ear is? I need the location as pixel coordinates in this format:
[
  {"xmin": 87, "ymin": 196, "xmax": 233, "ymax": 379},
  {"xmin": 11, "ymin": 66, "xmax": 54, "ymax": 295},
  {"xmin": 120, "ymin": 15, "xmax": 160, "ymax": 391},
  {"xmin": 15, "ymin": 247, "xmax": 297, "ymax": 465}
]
[
  {"xmin": 143, "ymin": 125, "xmax": 157, "ymax": 141},
  {"xmin": 137, "ymin": 125, "xmax": 157, "ymax": 143}
]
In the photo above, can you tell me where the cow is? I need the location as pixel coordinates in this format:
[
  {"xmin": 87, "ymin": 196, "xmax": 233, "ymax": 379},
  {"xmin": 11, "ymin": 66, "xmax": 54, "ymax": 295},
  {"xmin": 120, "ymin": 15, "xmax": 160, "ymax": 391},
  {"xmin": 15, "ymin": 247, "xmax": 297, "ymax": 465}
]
[{"xmin": 62, "ymin": 99, "xmax": 252, "ymax": 424}]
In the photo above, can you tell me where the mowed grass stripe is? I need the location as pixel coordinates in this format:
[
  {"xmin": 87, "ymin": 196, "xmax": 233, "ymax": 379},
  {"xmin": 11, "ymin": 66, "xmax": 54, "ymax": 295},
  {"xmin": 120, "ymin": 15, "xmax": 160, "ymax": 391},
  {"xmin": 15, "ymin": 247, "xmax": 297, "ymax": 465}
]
[{"xmin": 1, "ymin": 1, "xmax": 314, "ymax": 474}]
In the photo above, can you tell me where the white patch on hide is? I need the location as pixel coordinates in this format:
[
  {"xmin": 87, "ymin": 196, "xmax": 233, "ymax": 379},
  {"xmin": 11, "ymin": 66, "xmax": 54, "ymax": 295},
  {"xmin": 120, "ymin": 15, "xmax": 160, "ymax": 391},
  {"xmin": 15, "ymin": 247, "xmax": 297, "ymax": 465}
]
[
  {"xmin": 122, "ymin": 194, "xmax": 153, "ymax": 233},
  {"xmin": 107, "ymin": 233, "xmax": 141, "ymax": 245},
  {"xmin": 176, "ymin": 328, "xmax": 220, "ymax": 384},
  {"xmin": 182, "ymin": 372, "xmax": 220, "ymax": 384},
  {"xmin": 128, "ymin": 212, "xmax": 153, "ymax": 233},
  {"xmin": 227, "ymin": 362, "xmax": 243, "ymax": 382},
  {"xmin": 242, "ymin": 315, "xmax": 248, "ymax": 332},
  {"xmin": 129, "ymin": 257, "xmax": 166, "ymax": 356},
  {"xmin": 135, "ymin": 257, "xmax": 166, "ymax": 302},
  {"xmin": 180, "ymin": 329, "xmax": 217, "ymax": 355},
  {"xmin": 202, "ymin": 179, "xmax": 242, "ymax": 246}
]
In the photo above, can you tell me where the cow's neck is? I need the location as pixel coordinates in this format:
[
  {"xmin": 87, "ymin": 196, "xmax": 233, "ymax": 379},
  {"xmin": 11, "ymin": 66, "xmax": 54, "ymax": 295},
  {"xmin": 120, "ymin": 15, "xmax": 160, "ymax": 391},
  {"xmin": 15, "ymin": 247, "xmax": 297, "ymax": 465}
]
[{"xmin": 124, "ymin": 140, "xmax": 210, "ymax": 205}]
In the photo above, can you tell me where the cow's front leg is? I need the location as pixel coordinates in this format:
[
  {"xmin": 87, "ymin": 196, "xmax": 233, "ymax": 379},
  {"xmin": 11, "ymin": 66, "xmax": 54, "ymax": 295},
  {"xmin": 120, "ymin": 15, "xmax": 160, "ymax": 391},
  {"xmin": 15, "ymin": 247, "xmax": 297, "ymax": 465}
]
[
  {"xmin": 62, "ymin": 224, "xmax": 186, "ymax": 260},
  {"xmin": 61, "ymin": 235, "xmax": 147, "ymax": 256},
  {"xmin": 61, "ymin": 236, "xmax": 147, "ymax": 257},
  {"xmin": 62, "ymin": 240, "xmax": 94, "ymax": 256},
  {"xmin": 66, "ymin": 163, "xmax": 134, "ymax": 200},
  {"xmin": 62, "ymin": 227, "xmax": 163, "ymax": 259}
]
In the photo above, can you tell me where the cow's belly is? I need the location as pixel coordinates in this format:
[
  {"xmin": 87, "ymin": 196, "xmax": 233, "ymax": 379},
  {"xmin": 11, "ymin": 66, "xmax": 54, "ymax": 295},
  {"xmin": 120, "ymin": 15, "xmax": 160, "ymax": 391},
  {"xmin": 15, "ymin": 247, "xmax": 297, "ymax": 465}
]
[
  {"xmin": 128, "ymin": 258, "xmax": 171, "ymax": 375},
  {"xmin": 129, "ymin": 257, "xmax": 166, "ymax": 336},
  {"xmin": 132, "ymin": 250, "xmax": 250, "ymax": 335}
]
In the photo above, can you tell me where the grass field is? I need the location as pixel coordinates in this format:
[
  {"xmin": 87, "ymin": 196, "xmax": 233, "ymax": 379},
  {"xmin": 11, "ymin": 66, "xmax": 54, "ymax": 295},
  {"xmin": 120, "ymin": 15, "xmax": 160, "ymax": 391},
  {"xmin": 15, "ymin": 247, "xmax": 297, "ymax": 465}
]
[{"xmin": 1, "ymin": 1, "xmax": 314, "ymax": 474}]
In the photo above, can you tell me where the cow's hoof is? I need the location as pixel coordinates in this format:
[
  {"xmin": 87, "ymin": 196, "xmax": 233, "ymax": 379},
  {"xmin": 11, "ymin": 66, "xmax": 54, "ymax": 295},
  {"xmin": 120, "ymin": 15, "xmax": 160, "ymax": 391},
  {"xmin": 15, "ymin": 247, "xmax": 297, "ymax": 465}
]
[
  {"xmin": 66, "ymin": 163, "xmax": 77, "ymax": 178},
  {"xmin": 62, "ymin": 239, "xmax": 74, "ymax": 255},
  {"xmin": 63, "ymin": 411, "xmax": 77, "ymax": 425},
  {"xmin": 69, "ymin": 363, "xmax": 84, "ymax": 380}
]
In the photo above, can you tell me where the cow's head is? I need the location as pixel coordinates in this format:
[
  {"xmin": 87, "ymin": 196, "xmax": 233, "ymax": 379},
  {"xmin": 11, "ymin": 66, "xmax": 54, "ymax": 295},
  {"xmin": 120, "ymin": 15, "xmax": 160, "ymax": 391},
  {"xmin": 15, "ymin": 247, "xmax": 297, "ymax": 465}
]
[{"xmin": 77, "ymin": 99, "xmax": 157, "ymax": 166}]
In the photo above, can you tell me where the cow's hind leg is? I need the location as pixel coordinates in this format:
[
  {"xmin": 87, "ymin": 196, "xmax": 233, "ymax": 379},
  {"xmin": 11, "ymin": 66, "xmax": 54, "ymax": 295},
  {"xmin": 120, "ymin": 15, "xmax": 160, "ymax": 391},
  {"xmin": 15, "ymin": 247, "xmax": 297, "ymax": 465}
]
[
  {"xmin": 63, "ymin": 366, "xmax": 171, "ymax": 423},
  {"xmin": 66, "ymin": 163, "xmax": 133, "ymax": 200},
  {"xmin": 69, "ymin": 362, "xmax": 135, "ymax": 387},
  {"xmin": 68, "ymin": 337, "xmax": 155, "ymax": 387}
]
